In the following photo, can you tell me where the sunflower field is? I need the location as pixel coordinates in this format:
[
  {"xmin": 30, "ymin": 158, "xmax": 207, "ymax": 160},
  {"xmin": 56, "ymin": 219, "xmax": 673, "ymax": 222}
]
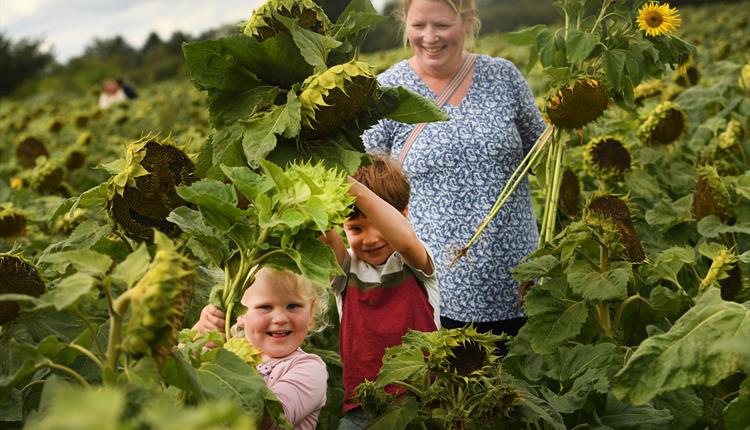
[{"xmin": 1, "ymin": 0, "xmax": 749, "ymax": 429}]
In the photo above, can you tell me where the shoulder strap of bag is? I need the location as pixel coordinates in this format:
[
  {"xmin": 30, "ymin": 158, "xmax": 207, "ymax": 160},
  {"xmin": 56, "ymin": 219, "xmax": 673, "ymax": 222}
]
[{"xmin": 397, "ymin": 53, "xmax": 477, "ymax": 166}]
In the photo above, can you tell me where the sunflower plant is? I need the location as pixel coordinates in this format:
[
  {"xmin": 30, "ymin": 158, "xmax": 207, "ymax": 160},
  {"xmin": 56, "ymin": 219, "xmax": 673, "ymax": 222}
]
[
  {"xmin": 353, "ymin": 327, "xmax": 564, "ymax": 429},
  {"xmin": 458, "ymin": 0, "xmax": 696, "ymax": 260},
  {"xmin": 168, "ymin": 160, "xmax": 355, "ymax": 336},
  {"xmin": 183, "ymin": 0, "xmax": 447, "ymax": 179}
]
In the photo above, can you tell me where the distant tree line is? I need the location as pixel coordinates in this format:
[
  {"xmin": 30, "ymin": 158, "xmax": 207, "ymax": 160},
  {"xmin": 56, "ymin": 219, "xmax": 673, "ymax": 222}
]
[{"xmin": 0, "ymin": 0, "xmax": 741, "ymax": 98}]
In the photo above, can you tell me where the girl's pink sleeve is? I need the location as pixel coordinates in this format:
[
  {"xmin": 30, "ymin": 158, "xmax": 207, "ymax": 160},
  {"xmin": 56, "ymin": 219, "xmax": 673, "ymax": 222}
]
[{"xmin": 268, "ymin": 354, "xmax": 328, "ymax": 425}]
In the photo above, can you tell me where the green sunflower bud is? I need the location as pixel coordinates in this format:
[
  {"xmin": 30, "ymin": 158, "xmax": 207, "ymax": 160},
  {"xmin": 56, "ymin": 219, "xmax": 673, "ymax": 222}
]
[
  {"xmin": 546, "ymin": 77, "xmax": 608, "ymax": 129},
  {"xmin": 244, "ymin": 0, "xmax": 331, "ymax": 42},
  {"xmin": 692, "ymin": 165, "xmax": 733, "ymax": 222},
  {"xmin": 123, "ymin": 232, "xmax": 194, "ymax": 365},
  {"xmin": 700, "ymin": 249, "xmax": 738, "ymax": 292},
  {"xmin": 718, "ymin": 119, "xmax": 744, "ymax": 150},
  {"xmin": 298, "ymin": 61, "xmax": 378, "ymax": 138},
  {"xmin": 0, "ymin": 253, "xmax": 45, "ymax": 324},
  {"xmin": 739, "ymin": 62, "xmax": 750, "ymax": 92},
  {"xmin": 638, "ymin": 101, "xmax": 686, "ymax": 145}
]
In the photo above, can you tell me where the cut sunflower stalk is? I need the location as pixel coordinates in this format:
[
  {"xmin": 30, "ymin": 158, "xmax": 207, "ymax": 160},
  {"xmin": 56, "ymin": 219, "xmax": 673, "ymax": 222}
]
[{"xmin": 452, "ymin": 125, "xmax": 555, "ymax": 263}]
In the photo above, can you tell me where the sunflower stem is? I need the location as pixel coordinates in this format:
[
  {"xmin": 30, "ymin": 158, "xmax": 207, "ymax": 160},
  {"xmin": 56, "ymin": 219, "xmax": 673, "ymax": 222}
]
[
  {"xmin": 65, "ymin": 343, "xmax": 104, "ymax": 370},
  {"xmin": 47, "ymin": 363, "xmax": 90, "ymax": 388},
  {"xmin": 538, "ymin": 138, "xmax": 556, "ymax": 248},
  {"xmin": 72, "ymin": 307, "xmax": 106, "ymax": 360},
  {"xmin": 543, "ymin": 135, "xmax": 565, "ymax": 244},
  {"xmin": 454, "ymin": 125, "xmax": 554, "ymax": 263}
]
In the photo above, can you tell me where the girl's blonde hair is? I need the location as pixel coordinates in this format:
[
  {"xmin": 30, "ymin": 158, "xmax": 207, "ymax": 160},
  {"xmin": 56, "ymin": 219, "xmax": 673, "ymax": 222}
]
[
  {"xmin": 251, "ymin": 267, "xmax": 330, "ymax": 333},
  {"xmin": 396, "ymin": 0, "xmax": 481, "ymax": 50}
]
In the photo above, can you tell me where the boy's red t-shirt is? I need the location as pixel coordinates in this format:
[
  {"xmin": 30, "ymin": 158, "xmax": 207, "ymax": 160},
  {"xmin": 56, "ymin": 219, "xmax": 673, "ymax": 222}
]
[{"xmin": 336, "ymin": 251, "xmax": 438, "ymax": 412}]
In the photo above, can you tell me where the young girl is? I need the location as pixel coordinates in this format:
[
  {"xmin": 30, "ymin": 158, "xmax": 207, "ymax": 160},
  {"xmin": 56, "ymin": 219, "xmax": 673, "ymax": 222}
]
[{"xmin": 195, "ymin": 267, "xmax": 328, "ymax": 430}]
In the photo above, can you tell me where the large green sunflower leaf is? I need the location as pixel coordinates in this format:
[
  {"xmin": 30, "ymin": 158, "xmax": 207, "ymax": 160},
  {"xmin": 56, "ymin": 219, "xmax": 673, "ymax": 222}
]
[
  {"xmin": 613, "ymin": 289, "xmax": 750, "ymax": 405},
  {"xmin": 522, "ymin": 279, "xmax": 589, "ymax": 354},
  {"xmin": 380, "ymin": 86, "xmax": 449, "ymax": 124},
  {"xmin": 242, "ymin": 92, "xmax": 301, "ymax": 168},
  {"xmin": 275, "ymin": 14, "xmax": 341, "ymax": 71},
  {"xmin": 565, "ymin": 30, "xmax": 598, "ymax": 64},
  {"xmin": 183, "ymin": 34, "xmax": 311, "ymax": 90},
  {"xmin": 597, "ymin": 393, "xmax": 672, "ymax": 429},
  {"xmin": 724, "ymin": 377, "xmax": 750, "ymax": 430},
  {"xmin": 196, "ymin": 350, "xmax": 268, "ymax": 421},
  {"xmin": 208, "ymin": 85, "xmax": 281, "ymax": 127},
  {"xmin": 367, "ymin": 397, "xmax": 419, "ymax": 430},
  {"xmin": 566, "ymin": 260, "xmax": 630, "ymax": 302}
]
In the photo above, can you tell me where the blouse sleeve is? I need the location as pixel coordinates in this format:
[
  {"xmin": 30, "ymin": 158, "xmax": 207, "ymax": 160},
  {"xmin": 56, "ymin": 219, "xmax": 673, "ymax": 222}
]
[
  {"xmin": 362, "ymin": 118, "xmax": 395, "ymax": 156},
  {"xmin": 509, "ymin": 63, "xmax": 546, "ymax": 154},
  {"xmin": 269, "ymin": 354, "xmax": 328, "ymax": 425}
]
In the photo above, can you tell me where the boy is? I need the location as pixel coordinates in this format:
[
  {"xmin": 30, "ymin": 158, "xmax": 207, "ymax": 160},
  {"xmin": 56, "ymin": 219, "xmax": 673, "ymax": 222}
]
[{"xmin": 325, "ymin": 155, "xmax": 439, "ymax": 429}]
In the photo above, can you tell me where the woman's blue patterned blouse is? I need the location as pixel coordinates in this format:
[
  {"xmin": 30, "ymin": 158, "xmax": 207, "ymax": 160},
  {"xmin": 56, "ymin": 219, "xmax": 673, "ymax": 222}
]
[{"xmin": 362, "ymin": 55, "xmax": 546, "ymax": 322}]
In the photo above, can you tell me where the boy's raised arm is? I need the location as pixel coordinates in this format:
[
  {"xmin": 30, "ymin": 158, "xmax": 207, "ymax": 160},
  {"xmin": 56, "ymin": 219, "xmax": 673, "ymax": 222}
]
[
  {"xmin": 348, "ymin": 178, "xmax": 433, "ymax": 275},
  {"xmin": 323, "ymin": 229, "xmax": 348, "ymax": 267}
]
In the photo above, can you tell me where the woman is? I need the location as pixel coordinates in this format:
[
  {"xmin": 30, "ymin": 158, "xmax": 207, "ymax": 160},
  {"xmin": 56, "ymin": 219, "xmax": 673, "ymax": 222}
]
[{"xmin": 362, "ymin": 0, "xmax": 545, "ymax": 346}]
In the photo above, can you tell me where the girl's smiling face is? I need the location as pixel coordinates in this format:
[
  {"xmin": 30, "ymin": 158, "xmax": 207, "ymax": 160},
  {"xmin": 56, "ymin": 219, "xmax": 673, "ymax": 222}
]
[
  {"xmin": 240, "ymin": 271, "xmax": 313, "ymax": 360},
  {"xmin": 405, "ymin": 0, "xmax": 472, "ymax": 77}
]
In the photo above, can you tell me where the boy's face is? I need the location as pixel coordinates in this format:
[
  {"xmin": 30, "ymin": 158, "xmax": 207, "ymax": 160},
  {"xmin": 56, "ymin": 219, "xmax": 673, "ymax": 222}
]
[
  {"xmin": 343, "ymin": 211, "xmax": 405, "ymax": 266},
  {"xmin": 240, "ymin": 274, "xmax": 312, "ymax": 360}
]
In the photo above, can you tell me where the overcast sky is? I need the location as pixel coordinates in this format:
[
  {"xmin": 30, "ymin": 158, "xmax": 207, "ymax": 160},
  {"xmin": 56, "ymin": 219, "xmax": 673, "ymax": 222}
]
[{"xmin": 0, "ymin": 0, "xmax": 389, "ymax": 63}]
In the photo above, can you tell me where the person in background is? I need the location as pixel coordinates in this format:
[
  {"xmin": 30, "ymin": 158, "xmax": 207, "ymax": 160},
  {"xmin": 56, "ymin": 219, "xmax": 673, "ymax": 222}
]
[
  {"xmin": 324, "ymin": 155, "xmax": 439, "ymax": 430},
  {"xmin": 194, "ymin": 268, "xmax": 328, "ymax": 430},
  {"xmin": 117, "ymin": 78, "xmax": 138, "ymax": 100},
  {"xmin": 98, "ymin": 78, "xmax": 128, "ymax": 109},
  {"xmin": 361, "ymin": 0, "xmax": 545, "ymax": 354}
]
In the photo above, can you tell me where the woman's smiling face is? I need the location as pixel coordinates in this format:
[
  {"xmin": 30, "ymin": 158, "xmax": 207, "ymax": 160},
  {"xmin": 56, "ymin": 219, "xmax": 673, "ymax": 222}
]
[
  {"xmin": 240, "ymin": 271, "xmax": 313, "ymax": 360},
  {"xmin": 405, "ymin": 0, "xmax": 471, "ymax": 76}
]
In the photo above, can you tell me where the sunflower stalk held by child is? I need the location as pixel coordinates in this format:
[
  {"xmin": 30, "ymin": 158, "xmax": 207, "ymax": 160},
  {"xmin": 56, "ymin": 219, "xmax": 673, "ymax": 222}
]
[
  {"xmin": 455, "ymin": 0, "xmax": 696, "ymax": 261},
  {"xmin": 172, "ymin": 161, "xmax": 354, "ymax": 337}
]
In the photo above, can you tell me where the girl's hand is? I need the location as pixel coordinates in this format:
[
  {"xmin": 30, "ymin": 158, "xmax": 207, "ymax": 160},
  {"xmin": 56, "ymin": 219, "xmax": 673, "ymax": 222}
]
[{"xmin": 195, "ymin": 304, "xmax": 227, "ymax": 336}]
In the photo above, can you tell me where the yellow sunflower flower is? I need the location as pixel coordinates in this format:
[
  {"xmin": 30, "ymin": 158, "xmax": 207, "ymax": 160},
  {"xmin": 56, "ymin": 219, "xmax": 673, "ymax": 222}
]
[{"xmin": 637, "ymin": 2, "xmax": 681, "ymax": 37}]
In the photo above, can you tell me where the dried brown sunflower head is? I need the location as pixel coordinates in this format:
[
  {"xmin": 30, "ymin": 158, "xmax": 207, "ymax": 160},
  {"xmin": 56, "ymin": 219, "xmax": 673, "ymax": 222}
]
[
  {"xmin": 692, "ymin": 165, "xmax": 733, "ymax": 223},
  {"xmin": 0, "ymin": 207, "xmax": 27, "ymax": 238},
  {"xmin": 107, "ymin": 137, "xmax": 196, "ymax": 242},
  {"xmin": 122, "ymin": 232, "xmax": 194, "ymax": 366},
  {"xmin": 298, "ymin": 61, "xmax": 378, "ymax": 138},
  {"xmin": 638, "ymin": 101, "xmax": 686, "ymax": 145},
  {"xmin": 586, "ymin": 194, "xmax": 645, "ymax": 263},
  {"xmin": 546, "ymin": 77, "xmax": 608, "ymax": 129},
  {"xmin": 558, "ymin": 168, "xmax": 581, "ymax": 218},
  {"xmin": 584, "ymin": 136, "xmax": 631, "ymax": 179},
  {"xmin": 634, "ymin": 80, "xmax": 663, "ymax": 105},
  {"xmin": 30, "ymin": 160, "xmax": 66, "ymax": 194},
  {"xmin": 16, "ymin": 136, "xmax": 48, "ymax": 168},
  {"xmin": 243, "ymin": 0, "xmax": 332, "ymax": 42},
  {"xmin": 0, "ymin": 253, "xmax": 45, "ymax": 324}
]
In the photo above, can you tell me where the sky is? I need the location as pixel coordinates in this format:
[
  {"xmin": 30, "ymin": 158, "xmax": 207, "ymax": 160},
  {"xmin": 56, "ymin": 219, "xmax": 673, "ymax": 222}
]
[{"xmin": 0, "ymin": 0, "xmax": 389, "ymax": 63}]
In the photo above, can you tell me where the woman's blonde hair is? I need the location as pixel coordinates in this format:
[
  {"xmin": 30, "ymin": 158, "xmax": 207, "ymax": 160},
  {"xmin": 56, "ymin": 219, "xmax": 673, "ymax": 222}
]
[
  {"xmin": 251, "ymin": 267, "xmax": 330, "ymax": 333},
  {"xmin": 396, "ymin": 0, "xmax": 481, "ymax": 50}
]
